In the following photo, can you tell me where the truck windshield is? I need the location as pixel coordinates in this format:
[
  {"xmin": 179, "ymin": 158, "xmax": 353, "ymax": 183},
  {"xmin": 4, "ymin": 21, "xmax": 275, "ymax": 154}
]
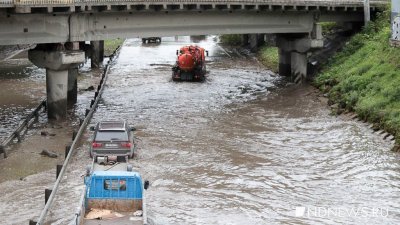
[{"xmin": 95, "ymin": 131, "xmax": 128, "ymax": 141}]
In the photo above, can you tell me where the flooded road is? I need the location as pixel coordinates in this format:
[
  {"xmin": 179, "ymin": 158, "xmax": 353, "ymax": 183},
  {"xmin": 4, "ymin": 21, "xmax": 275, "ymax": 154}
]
[
  {"xmin": 0, "ymin": 55, "xmax": 45, "ymax": 139},
  {"xmin": 0, "ymin": 36, "xmax": 399, "ymax": 225},
  {"xmin": 0, "ymin": 52, "xmax": 105, "ymax": 183}
]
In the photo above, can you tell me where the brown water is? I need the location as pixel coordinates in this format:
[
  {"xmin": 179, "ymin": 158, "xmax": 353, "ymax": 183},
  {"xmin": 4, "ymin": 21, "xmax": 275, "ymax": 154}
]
[
  {"xmin": 0, "ymin": 36, "xmax": 399, "ymax": 225},
  {"xmin": 0, "ymin": 54, "xmax": 103, "ymax": 223},
  {"xmin": 0, "ymin": 58, "xmax": 45, "ymax": 138}
]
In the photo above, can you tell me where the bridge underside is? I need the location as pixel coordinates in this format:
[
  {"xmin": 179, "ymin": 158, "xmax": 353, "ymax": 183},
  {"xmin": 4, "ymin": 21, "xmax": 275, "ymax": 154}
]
[
  {"xmin": 0, "ymin": 1, "xmax": 383, "ymax": 119},
  {"xmin": 0, "ymin": 10, "xmax": 364, "ymax": 45}
]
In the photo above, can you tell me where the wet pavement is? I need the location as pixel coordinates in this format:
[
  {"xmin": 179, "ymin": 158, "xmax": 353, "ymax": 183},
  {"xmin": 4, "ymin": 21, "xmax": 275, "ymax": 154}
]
[{"xmin": 0, "ymin": 36, "xmax": 399, "ymax": 225}]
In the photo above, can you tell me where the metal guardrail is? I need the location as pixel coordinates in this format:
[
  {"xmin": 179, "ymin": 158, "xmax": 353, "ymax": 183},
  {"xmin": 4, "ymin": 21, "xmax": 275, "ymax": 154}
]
[
  {"xmin": 70, "ymin": 188, "xmax": 86, "ymax": 225},
  {"xmin": 0, "ymin": 99, "xmax": 46, "ymax": 158},
  {"xmin": 31, "ymin": 45, "xmax": 122, "ymax": 225}
]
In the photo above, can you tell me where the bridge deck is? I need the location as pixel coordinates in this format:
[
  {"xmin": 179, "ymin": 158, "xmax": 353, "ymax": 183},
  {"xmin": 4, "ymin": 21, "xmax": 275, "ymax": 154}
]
[
  {"xmin": 0, "ymin": 0, "xmax": 389, "ymax": 13},
  {"xmin": 0, "ymin": 0, "xmax": 388, "ymax": 45}
]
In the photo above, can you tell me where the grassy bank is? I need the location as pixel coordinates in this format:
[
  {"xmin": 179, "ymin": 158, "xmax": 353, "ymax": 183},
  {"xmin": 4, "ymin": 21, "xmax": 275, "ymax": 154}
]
[
  {"xmin": 104, "ymin": 39, "xmax": 125, "ymax": 56},
  {"xmin": 219, "ymin": 34, "xmax": 242, "ymax": 45},
  {"xmin": 315, "ymin": 9, "xmax": 400, "ymax": 145},
  {"xmin": 258, "ymin": 46, "xmax": 278, "ymax": 73},
  {"xmin": 219, "ymin": 34, "xmax": 279, "ymax": 72}
]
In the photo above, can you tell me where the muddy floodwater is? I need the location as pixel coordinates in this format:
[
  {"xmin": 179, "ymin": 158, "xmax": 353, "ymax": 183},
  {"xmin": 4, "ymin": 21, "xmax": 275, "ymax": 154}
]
[{"xmin": 0, "ymin": 36, "xmax": 399, "ymax": 225}]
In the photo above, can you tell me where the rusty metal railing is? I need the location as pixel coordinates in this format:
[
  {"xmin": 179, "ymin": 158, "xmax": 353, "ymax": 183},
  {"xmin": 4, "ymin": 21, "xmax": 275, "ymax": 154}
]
[{"xmin": 0, "ymin": 99, "xmax": 46, "ymax": 158}]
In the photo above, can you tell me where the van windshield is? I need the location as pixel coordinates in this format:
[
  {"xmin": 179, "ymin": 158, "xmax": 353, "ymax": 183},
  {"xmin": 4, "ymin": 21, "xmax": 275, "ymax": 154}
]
[{"xmin": 95, "ymin": 131, "xmax": 128, "ymax": 141}]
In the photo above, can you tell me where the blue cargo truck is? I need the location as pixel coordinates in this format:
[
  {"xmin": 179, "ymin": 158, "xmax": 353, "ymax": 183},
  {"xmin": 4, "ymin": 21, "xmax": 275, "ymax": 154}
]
[{"xmin": 72, "ymin": 159, "xmax": 149, "ymax": 225}]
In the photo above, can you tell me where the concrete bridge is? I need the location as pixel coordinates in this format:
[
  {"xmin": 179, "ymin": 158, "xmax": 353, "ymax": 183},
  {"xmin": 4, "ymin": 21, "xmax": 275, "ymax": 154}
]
[
  {"xmin": 0, "ymin": 0, "xmax": 388, "ymax": 45},
  {"xmin": 0, "ymin": 0, "xmax": 389, "ymax": 120}
]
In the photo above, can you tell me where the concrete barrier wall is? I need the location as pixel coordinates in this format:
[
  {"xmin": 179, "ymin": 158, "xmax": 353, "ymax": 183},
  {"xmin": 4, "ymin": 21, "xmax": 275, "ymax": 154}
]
[
  {"xmin": 393, "ymin": 0, "xmax": 400, "ymax": 18},
  {"xmin": 392, "ymin": 0, "xmax": 400, "ymax": 44}
]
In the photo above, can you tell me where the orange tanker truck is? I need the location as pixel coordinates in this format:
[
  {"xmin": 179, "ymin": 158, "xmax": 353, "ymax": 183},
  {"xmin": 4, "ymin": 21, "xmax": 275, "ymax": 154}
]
[{"xmin": 172, "ymin": 45, "xmax": 208, "ymax": 81}]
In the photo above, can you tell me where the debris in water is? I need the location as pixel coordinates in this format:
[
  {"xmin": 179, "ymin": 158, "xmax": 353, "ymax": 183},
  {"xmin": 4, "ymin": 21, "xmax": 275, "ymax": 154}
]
[
  {"xmin": 51, "ymin": 125, "xmax": 62, "ymax": 129},
  {"xmin": 85, "ymin": 86, "xmax": 95, "ymax": 91},
  {"xmin": 85, "ymin": 208, "xmax": 120, "ymax": 220},
  {"xmin": 40, "ymin": 131, "xmax": 56, "ymax": 136},
  {"xmin": 133, "ymin": 210, "xmax": 143, "ymax": 216},
  {"xmin": 40, "ymin": 149, "xmax": 58, "ymax": 158}
]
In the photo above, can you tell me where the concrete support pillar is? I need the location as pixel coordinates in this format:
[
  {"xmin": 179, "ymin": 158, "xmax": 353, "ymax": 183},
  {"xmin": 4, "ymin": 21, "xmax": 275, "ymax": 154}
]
[
  {"xmin": 291, "ymin": 52, "xmax": 307, "ymax": 84},
  {"xmin": 46, "ymin": 70, "xmax": 68, "ymax": 120},
  {"xmin": 249, "ymin": 34, "xmax": 265, "ymax": 52},
  {"xmin": 257, "ymin": 34, "xmax": 265, "ymax": 46},
  {"xmin": 249, "ymin": 34, "xmax": 258, "ymax": 52},
  {"xmin": 65, "ymin": 41, "xmax": 79, "ymax": 106},
  {"xmin": 241, "ymin": 34, "xmax": 249, "ymax": 46},
  {"xmin": 99, "ymin": 40, "xmax": 104, "ymax": 62},
  {"xmin": 79, "ymin": 41, "xmax": 85, "ymax": 50},
  {"xmin": 363, "ymin": 0, "xmax": 370, "ymax": 26},
  {"xmin": 67, "ymin": 67, "xmax": 78, "ymax": 106},
  {"xmin": 311, "ymin": 24, "xmax": 323, "ymax": 40},
  {"xmin": 277, "ymin": 31, "xmax": 322, "ymax": 83},
  {"xmin": 265, "ymin": 34, "xmax": 276, "ymax": 46},
  {"xmin": 90, "ymin": 40, "xmax": 104, "ymax": 68},
  {"xmin": 28, "ymin": 45, "xmax": 85, "ymax": 120},
  {"xmin": 278, "ymin": 48, "xmax": 291, "ymax": 76},
  {"xmin": 79, "ymin": 41, "xmax": 88, "ymax": 59}
]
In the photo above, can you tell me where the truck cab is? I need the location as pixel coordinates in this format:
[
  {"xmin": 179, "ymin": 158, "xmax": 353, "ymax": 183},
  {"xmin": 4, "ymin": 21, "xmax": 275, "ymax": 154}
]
[{"xmin": 74, "ymin": 160, "xmax": 148, "ymax": 225}]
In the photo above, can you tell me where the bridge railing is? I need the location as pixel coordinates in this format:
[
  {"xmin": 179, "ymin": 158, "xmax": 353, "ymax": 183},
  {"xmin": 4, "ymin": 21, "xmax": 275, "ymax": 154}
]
[
  {"xmin": 73, "ymin": 0, "xmax": 385, "ymax": 4},
  {"xmin": 7, "ymin": 0, "xmax": 390, "ymax": 6},
  {"xmin": 0, "ymin": 0, "xmax": 13, "ymax": 6},
  {"xmin": 14, "ymin": 0, "xmax": 73, "ymax": 5}
]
